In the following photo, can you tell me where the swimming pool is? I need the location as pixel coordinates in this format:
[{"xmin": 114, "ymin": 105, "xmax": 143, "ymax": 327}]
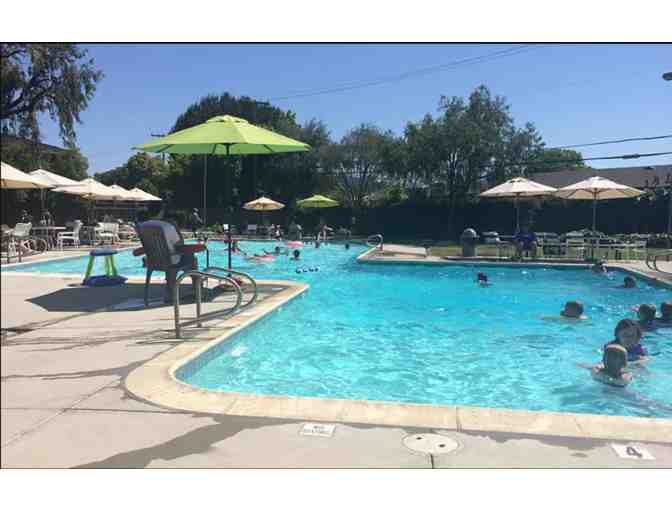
[{"xmin": 7, "ymin": 242, "xmax": 672, "ymax": 418}]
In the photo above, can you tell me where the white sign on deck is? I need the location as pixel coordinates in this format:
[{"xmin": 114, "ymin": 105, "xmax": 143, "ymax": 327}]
[
  {"xmin": 611, "ymin": 443, "xmax": 655, "ymax": 460},
  {"xmin": 300, "ymin": 423, "xmax": 336, "ymax": 438}
]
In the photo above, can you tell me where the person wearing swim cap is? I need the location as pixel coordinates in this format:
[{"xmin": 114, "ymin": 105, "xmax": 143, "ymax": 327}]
[
  {"xmin": 591, "ymin": 344, "xmax": 633, "ymax": 387},
  {"xmin": 605, "ymin": 319, "xmax": 648, "ymax": 364}
]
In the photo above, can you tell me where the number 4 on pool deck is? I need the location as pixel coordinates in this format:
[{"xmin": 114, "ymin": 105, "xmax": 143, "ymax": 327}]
[{"xmin": 610, "ymin": 443, "xmax": 655, "ymax": 460}]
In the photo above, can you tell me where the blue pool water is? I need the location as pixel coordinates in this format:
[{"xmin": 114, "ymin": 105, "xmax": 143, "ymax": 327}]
[{"xmin": 6, "ymin": 242, "xmax": 672, "ymax": 417}]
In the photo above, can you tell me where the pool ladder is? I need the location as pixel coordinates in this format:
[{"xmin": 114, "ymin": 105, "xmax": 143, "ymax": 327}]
[
  {"xmin": 173, "ymin": 267, "xmax": 258, "ymax": 338},
  {"xmin": 366, "ymin": 234, "xmax": 384, "ymax": 250}
]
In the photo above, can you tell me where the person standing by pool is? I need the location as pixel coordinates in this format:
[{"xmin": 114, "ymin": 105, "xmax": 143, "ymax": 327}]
[
  {"xmin": 189, "ymin": 208, "xmax": 204, "ymax": 237},
  {"xmin": 514, "ymin": 224, "xmax": 538, "ymax": 259}
]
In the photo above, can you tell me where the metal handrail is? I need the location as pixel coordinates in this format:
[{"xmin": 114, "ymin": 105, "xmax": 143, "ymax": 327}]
[
  {"xmin": 366, "ymin": 234, "xmax": 384, "ymax": 250},
  {"xmin": 201, "ymin": 266, "xmax": 258, "ymax": 310},
  {"xmin": 646, "ymin": 251, "xmax": 672, "ymax": 274},
  {"xmin": 173, "ymin": 270, "xmax": 243, "ymax": 339}
]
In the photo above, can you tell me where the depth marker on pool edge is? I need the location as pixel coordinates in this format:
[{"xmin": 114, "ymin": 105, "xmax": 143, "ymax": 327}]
[
  {"xmin": 610, "ymin": 443, "xmax": 655, "ymax": 460},
  {"xmin": 300, "ymin": 423, "xmax": 336, "ymax": 437}
]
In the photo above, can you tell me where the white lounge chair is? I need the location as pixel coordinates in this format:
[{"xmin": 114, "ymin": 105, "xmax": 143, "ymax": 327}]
[
  {"xmin": 57, "ymin": 220, "xmax": 82, "ymax": 250},
  {"xmin": 246, "ymin": 224, "xmax": 258, "ymax": 237}
]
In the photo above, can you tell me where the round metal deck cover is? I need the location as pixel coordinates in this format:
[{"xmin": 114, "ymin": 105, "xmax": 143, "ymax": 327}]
[{"xmin": 403, "ymin": 434, "xmax": 459, "ymax": 455}]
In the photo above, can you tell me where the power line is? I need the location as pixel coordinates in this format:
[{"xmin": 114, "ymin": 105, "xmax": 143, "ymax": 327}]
[
  {"xmin": 268, "ymin": 45, "xmax": 545, "ymax": 101},
  {"xmin": 551, "ymin": 134, "xmax": 672, "ymax": 150},
  {"xmin": 524, "ymin": 151, "xmax": 672, "ymax": 167}
]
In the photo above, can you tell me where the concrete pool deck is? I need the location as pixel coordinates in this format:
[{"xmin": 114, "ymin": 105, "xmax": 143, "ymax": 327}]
[{"xmin": 2, "ymin": 248, "xmax": 671, "ymax": 468}]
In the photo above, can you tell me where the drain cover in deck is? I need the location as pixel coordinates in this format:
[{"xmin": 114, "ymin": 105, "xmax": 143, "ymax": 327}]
[{"xmin": 403, "ymin": 434, "xmax": 459, "ymax": 455}]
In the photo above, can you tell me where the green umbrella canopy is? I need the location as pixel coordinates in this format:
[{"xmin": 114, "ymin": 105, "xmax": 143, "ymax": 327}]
[
  {"xmin": 297, "ymin": 194, "xmax": 339, "ymax": 209},
  {"xmin": 133, "ymin": 115, "xmax": 311, "ymax": 155}
]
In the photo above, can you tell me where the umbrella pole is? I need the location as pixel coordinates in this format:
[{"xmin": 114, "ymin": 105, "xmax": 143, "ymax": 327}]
[
  {"xmin": 592, "ymin": 194, "xmax": 597, "ymax": 232},
  {"xmin": 515, "ymin": 196, "xmax": 520, "ymax": 232},
  {"xmin": 203, "ymin": 154, "xmax": 208, "ymax": 228}
]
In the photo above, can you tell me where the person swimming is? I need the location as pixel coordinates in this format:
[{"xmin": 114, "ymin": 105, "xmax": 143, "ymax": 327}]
[
  {"xmin": 591, "ymin": 344, "xmax": 633, "ymax": 387},
  {"xmin": 591, "ymin": 261, "xmax": 607, "ymax": 274},
  {"xmin": 561, "ymin": 300, "xmax": 587, "ymax": 319},
  {"xmin": 245, "ymin": 252, "xmax": 274, "ymax": 263},
  {"xmin": 635, "ymin": 303, "xmax": 657, "ymax": 330},
  {"xmin": 605, "ymin": 318, "xmax": 648, "ymax": 364},
  {"xmin": 291, "ymin": 249, "xmax": 301, "ymax": 261},
  {"xmin": 476, "ymin": 272, "xmax": 490, "ymax": 286},
  {"xmin": 655, "ymin": 301, "xmax": 672, "ymax": 326},
  {"xmin": 345, "ymin": 243, "xmax": 350, "ymax": 250},
  {"xmin": 620, "ymin": 276, "xmax": 637, "ymax": 288},
  {"xmin": 543, "ymin": 300, "xmax": 588, "ymax": 321}
]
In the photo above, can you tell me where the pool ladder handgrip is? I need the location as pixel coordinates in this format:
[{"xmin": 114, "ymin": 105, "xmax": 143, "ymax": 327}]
[
  {"xmin": 366, "ymin": 234, "xmax": 384, "ymax": 250},
  {"xmin": 174, "ymin": 270, "xmax": 244, "ymax": 339}
]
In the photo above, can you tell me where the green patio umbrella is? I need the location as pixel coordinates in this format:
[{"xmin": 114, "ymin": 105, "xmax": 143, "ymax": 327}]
[
  {"xmin": 296, "ymin": 194, "xmax": 339, "ymax": 209},
  {"xmin": 133, "ymin": 115, "xmax": 310, "ymax": 269}
]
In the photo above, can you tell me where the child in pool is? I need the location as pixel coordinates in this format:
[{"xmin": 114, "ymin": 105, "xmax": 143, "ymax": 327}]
[
  {"xmin": 620, "ymin": 276, "xmax": 637, "ymax": 289},
  {"xmin": 543, "ymin": 300, "xmax": 588, "ymax": 321},
  {"xmin": 655, "ymin": 301, "xmax": 672, "ymax": 327},
  {"xmin": 634, "ymin": 303, "xmax": 656, "ymax": 330},
  {"xmin": 291, "ymin": 249, "xmax": 301, "ymax": 261},
  {"xmin": 591, "ymin": 261, "xmax": 608, "ymax": 274},
  {"xmin": 476, "ymin": 272, "xmax": 490, "ymax": 286},
  {"xmin": 605, "ymin": 319, "xmax": 648, "ymax": 364},
  {"xmin": 591, "ymin": 344, "xmax": 633, "ymax": 387}
]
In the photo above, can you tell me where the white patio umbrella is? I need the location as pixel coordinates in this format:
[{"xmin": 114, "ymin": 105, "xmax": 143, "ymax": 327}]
[
  {"xmin": 479, "ymin": 177, "xmax": 557, "ymax": 231},
  {"xmin": 29, "ymin": 169, "xmax": 81, "ymax": 219},
  {"xmin": 52, "ymin": 178, "xmax": 127, "ymax": 224},
  {"xmin": 555, "ymin": 176, "xmax": 644, "ymax": 231},
  {"xmin": 29, "ymin": 169, "xmax": 79, "ymax": 188},
  {"xmin": 1, "ymin": 161, "xmax": 49, "ymax": 189},
  {"xmin": 243, "ymin": 196, "xmax": 284, "ymax": 211},
  {"xmin": 129, "ymin": 187, "xmax": 162, "ymax": 202}
]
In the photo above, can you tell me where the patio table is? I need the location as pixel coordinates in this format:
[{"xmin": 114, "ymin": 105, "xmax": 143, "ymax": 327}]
[{"xmin": 30, "ymin": 226, "xmax": 65, "ymax": 250}]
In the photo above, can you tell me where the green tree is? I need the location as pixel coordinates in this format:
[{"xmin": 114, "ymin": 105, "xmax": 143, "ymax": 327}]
[
  {"xmin": 322, "ymin": 124, "xmax": 396, "ymax": 212},
  {"xmin": 527, "ymin": 148, "xmax": 588, "ymax": 172},
  {"xmin": 1, "ymin": 44, "xmax": 103, "ymax": 145},
  {"xmin": 96, "ymin": 153, "xmax": 168, "ymax": 198}
]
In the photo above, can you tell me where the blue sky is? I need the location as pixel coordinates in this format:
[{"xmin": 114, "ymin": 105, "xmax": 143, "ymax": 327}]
[{"xmin": 39, "ymin": 43, "xmax": 671, "ymax": 174}]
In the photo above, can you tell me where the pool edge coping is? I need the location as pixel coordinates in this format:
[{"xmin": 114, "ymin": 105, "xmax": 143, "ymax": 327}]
[{"xmin": 124, "ymin": 277, "xmax": 672, "ymax": 444}]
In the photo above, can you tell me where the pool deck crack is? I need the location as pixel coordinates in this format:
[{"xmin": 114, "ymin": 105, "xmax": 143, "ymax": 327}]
[{"xmin": 1, "ymin": 381, "xmax": 117, "ymax": 449}]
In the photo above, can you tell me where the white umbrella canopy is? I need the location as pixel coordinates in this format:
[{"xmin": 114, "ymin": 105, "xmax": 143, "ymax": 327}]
[
  {"xmin": 129, "ymin": 187, "xmax": 162, "ymax": 202},
  {"xmin": 243, "ymin": 196, "xmax": 285, "ymax": 211},
  {"xmin": 29, "ymin": 169, "xmax": 79, "ymax": 188},
  {"xmin": 53, "ymin": 178, "xmax": 126, "ymax": 200},
  {"xmin": 108, "ymin": 184, "xmax": 137, "ymax": 201},
  {"xmin": 555, "ymin": 176, "xmax": 644, "ymax": 231},
  {"xmin": 1, "ymin": 161, "xmax": 50, "ymax": 189},
  {"xmin": 479, "ymin": 177, "xmax": 557, "ymax": 231}
]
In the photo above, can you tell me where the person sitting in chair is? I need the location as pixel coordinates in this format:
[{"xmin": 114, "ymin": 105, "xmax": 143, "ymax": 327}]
[{"xmin": 514, "ymin": 224, "xmax": 538, "ymax": 259}]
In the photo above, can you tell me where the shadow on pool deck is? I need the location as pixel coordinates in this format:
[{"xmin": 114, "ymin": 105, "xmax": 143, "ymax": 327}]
[{"xmin": 24, "ymin": 281, "xmax": 203, "ymax": 313}]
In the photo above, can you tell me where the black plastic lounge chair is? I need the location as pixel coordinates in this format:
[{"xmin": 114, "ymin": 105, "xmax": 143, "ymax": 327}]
[{"xmin": 136, "ymin": 220, "xmax": 206, "ymax": 306}]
